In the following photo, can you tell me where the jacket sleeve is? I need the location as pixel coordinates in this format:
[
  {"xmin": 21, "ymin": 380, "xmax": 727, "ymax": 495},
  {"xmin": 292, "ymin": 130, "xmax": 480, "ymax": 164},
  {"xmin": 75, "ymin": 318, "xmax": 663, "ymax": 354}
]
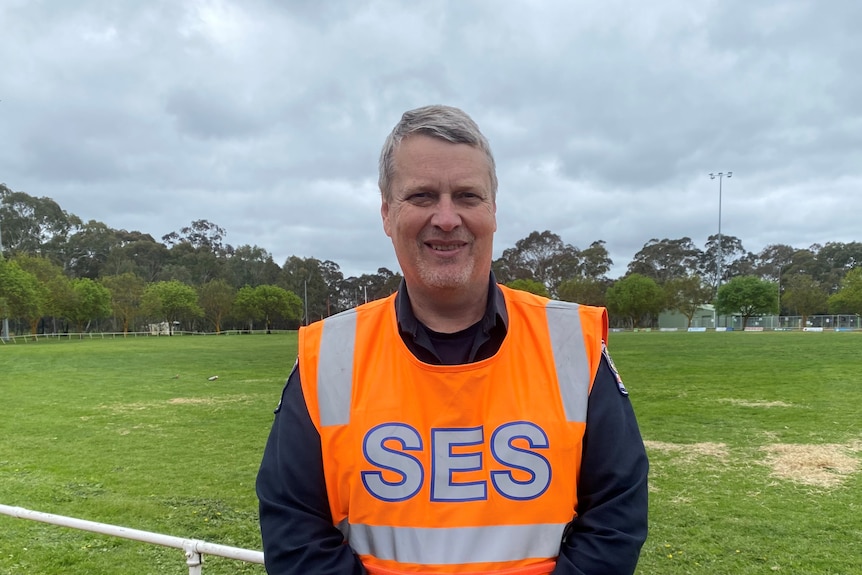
[
  {"xmin": 552, "ymin": 355, "xmax": 649, "ymax": 575},
  {"xmin": 256, "ymin": 364, "xmax": 367, "ymax": 575}
]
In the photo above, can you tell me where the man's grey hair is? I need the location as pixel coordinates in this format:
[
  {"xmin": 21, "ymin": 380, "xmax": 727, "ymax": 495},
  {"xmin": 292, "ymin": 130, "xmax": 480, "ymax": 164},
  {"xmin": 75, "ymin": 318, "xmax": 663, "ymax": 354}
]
[{"xmin": 378, "ymin": 105, "xmax": 498, "ymax": 202}]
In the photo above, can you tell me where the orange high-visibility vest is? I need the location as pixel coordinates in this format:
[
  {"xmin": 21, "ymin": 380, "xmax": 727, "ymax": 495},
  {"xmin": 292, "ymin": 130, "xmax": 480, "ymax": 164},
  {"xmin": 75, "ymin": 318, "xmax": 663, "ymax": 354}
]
[{"xmin": 299, "ymin": 286, "xmax": 608, "ymax": 575}]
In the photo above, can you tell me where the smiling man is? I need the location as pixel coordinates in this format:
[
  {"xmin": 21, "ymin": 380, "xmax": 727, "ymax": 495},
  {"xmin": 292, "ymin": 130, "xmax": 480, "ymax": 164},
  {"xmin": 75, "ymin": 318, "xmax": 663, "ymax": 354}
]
[
  {"xmin": 257, "ymin": 105, "xmax": 649, "ymax": 575},
  {"xmin": 382, "ymin": 131, "xmax": 497, "ymax": 332}
]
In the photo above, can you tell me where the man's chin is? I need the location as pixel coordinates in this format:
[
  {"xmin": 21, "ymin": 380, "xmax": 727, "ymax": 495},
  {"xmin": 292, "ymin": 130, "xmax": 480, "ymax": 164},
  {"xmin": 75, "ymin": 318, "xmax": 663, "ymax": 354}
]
[{"xmin": 416, "ymin": 266, "xmax": 474, "ymax": 291}]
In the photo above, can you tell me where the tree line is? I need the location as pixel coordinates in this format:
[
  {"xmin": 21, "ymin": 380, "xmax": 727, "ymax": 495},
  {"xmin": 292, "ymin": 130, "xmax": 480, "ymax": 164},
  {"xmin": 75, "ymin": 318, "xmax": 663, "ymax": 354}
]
[
  {"xmin": 1, "ymin": 184, "xmax": 861, "ymax": 335},
  {"xmin": 491, "ymin": 230, "xmax": 862, "ymax": 328}
]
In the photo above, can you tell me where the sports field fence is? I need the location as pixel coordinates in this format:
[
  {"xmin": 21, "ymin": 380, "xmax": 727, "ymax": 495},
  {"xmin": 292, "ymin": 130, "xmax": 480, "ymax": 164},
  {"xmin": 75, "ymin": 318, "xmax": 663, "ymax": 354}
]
[{"xmin": 0, "ymin": 504, "xmax": 264, "ymax": 575}]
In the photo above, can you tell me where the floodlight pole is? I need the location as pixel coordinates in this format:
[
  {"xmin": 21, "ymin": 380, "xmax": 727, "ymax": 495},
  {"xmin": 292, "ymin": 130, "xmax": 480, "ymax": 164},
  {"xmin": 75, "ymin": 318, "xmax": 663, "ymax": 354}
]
[
  {"xmin": 776, "ymin": 262, "xmax": 787, "ymax": 329},
  {"xmin": 0, "ymin": 220, "xmax": 9, "ymax": 341},
  {"xmin": 303, "ymin": 279, "xmax": 309, "ymax": 326},
  {"xmin": 709, "ymin": 171, "xmax": 732, "ymax": 327}
]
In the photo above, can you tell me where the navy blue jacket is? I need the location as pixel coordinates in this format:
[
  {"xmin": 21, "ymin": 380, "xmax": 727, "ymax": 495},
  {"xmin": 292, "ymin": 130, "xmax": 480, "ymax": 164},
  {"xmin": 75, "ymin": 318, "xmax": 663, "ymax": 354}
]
[{"xmin": 257, "ymin": 278, "xmax": 648, "ymax": 574}]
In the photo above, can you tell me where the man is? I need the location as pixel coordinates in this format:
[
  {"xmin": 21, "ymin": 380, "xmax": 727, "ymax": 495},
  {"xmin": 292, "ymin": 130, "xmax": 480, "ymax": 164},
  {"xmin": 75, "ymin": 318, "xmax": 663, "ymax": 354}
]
[{"xmin": 257, "ymin": 105, "xmax": 648, "ymax": 574}]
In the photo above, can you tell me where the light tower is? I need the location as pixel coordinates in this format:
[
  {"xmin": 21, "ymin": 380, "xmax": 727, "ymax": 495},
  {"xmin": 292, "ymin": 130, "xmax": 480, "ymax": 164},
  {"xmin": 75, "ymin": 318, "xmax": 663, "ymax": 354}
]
[
  {"xmin": 709, "ymin": 171, "xmax": 732, "ymax": 328},
  {"xmin": 709, "ymin": 171, "xmax": 732, "ymax": 288},
  {"xmin": 0, "ymin": 221, "xmax": 8, "ymax": 341}
]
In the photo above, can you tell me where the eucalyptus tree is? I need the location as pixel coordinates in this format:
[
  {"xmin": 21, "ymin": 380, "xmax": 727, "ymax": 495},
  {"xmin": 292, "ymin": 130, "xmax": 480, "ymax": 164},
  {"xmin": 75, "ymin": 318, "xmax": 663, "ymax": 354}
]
[
  {"xmin": 372, "ymin": 267, "xmax": 402, "ymax": 299},
  {"xmin": 162, "ymin": 219, "xmax": 229, "ymax": 254},
  {"xmin": 753, "ymin": 243, "xmax": 796, "ymax": 310},
  {"xmin": 225, "ymin": 244, "xmax": 281, "ymax": 289},
  {"xmin": 775, "ymin": 243, "xmax": 860, "ymax": 294},
  {"xmin": 754, "ymin": 243, "xmax": 796, "ymax": 282},
  {"xmin": 164, "ymin": 240, "xmax": 224, "ymax": 286},
  {"xmin": 557, "ymin": 277, "xmax": 608, "ymax": 307},
  {"xmin": 628, "ymin": 237, "xmax": 701, "ymax": 285},
  {"xmin": 160, "ymin": 220, "xmax": 232, "ymax": 286},
  {"xmin": 0, "ymin": 185, "xmax": 81, "ymax": 257},
  {"xmin": 664, "ymin": 275, "xmax": 713, "ymax": 328},
  {"xmin": 580, "ymin": 240, "xmax": 613, "ymax": 280},
  {"xmin": 777, "ymin": 246, "xmax": 838, "ymax": 301},
  {"xmin": 105, "ymin": 232, "xmax": 169, "ymax": 282},
  {"xmin": 698, "ymin": 234, "xmax": 747, "ymax": 292},
  {"xmin": 340, "ymin": 267, "xmax": 402, "ymax": 310},
  {"xmin": 811, "ymin": 241, "xmax": 862, "ymax": 292},
  {"xmin": 280, "ymin": 256, "xmax": 330, "ymax": 322},
  {"xmin": 492, "ymin": 230, "xmax": 581, "ymax": 296},
  {"xmin": 725, "ymin": 250, "xmax": 758, "ymax": 279},
  {"xmin": 157, "ymin": 263, "xmax": 194, "ymax": 285},
  {"xmin": 63, "ymin": 220, "xmax": 122, "ymax": 279},
  {"xmin": 338, "ymin": 276, "xmax": 361, "ymax": 310},
  {"xmin": 319, "ymin": 259, "xmax": 346, "ymax": 314},
  {"xmin": 101, "ymin": 273, "xmax": 146, "ymax": 334},
  {"xmin": 198, "ymin": 279, "xmax": 236, "ymax": 333},
  {"xmin": 781, "ymin": 247, "xmax": 817, "ymax": 277},
  {"xmin": 781, "ymin": 274, "xmax": 828, "ymax": 327}
]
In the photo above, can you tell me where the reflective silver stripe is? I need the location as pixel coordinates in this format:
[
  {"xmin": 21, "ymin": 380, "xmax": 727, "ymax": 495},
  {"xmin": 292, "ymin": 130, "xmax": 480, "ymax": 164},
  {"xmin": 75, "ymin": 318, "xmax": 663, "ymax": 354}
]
[
  {"xmin": 317, "ymin": 309, "xmax": 358, "ymax": 426},
  {"xmin": 545, "ymin": 301, "xmax": 590, "ymax": 423},
  {"xmin": 336, "ymin": 517, "xmax": 350, "ymax": 539},
  {"xmin": 347, "ymin": 522, "xmax": 566, "ymax": 564}
]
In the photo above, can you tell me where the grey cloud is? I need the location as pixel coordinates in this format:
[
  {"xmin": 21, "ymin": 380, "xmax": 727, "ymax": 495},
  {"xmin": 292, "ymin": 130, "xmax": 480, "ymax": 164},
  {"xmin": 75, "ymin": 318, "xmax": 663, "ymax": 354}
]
[
  {"xmin": 164, "ymin": 87, "xmax": 268, "ymax": 140},
  {"xmin": 1, "ymin": 0, "xmax": 860, "ymax": 280}
]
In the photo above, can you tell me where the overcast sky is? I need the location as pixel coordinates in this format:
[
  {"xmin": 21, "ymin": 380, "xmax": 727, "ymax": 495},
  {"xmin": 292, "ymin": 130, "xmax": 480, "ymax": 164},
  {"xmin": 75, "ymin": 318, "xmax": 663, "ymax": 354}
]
[{"xmin": 2, "ymin": 0, "xmax": 860, "ymax": 279}]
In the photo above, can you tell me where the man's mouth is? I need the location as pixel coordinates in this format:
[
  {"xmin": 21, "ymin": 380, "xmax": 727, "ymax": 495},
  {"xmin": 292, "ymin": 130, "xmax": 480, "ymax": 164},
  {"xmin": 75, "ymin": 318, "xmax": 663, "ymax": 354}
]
[{"xmin": 428, "ymin": 243, "xmax": 465, "ymax": 252}]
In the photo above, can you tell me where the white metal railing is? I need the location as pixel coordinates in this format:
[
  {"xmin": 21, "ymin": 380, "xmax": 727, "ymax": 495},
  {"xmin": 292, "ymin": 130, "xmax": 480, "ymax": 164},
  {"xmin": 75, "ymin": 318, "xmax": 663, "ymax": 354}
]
[{"xmin": 0, "ymin": 504, "xmax": 264, "ymax": 574}]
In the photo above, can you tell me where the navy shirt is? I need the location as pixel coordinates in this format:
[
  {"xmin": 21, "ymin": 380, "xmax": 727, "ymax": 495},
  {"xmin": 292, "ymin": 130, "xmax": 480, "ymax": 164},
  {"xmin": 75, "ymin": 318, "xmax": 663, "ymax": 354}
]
[{"xmin": 256, "ymin": 277, "xmax": 648, "ymax": 574}]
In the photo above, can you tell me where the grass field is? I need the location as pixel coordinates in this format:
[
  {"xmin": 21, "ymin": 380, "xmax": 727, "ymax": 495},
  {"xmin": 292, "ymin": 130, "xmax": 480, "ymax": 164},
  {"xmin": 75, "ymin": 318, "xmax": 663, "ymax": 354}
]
[{"xmin": 1, "ymin": 331, "xmax": 860, "ymax": 574}]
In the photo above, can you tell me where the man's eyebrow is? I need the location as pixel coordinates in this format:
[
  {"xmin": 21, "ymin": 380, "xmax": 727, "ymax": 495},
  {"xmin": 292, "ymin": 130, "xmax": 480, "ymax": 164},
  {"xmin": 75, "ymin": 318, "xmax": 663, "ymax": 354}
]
[
  {"xmin": 402, "ymin": 185, "xmax": 438, "ymax": 195},
  {"xmin": 452, "ymin": 183, "xmax": 484, "ymax": 192}
]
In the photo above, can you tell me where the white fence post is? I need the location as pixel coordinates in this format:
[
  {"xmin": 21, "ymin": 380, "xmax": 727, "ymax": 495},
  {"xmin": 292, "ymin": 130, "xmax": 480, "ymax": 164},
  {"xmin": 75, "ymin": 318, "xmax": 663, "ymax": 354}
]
[{"xmin": 184, "ymin": 541, "xmax": 204, "ymax": 575}]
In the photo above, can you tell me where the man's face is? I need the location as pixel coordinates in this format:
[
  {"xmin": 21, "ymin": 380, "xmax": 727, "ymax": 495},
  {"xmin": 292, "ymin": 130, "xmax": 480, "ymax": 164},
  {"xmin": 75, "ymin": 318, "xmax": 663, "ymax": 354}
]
[{"xmin": 382, "ymin": 134, "xmax": 497, "ymax": 295}]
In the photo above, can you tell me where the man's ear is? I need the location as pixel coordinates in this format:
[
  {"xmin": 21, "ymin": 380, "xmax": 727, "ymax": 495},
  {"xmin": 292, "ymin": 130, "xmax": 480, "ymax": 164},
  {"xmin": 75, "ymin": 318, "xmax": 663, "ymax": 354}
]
[{"xmin": 381, "ymin": 200, "xmax": 392, "ymax": 238}]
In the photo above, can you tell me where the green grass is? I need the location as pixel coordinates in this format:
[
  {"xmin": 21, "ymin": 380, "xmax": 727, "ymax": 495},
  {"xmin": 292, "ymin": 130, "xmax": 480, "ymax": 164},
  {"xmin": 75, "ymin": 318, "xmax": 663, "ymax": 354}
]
[
  {"xmin": 617, "ymin": 331, "xmax": 862, "ymax": 575},
  {"xmin": 1, "ymin": 331, "xmax": 860, "ymax": 574},
  {"xmin": 1, "ymin": 334, "xmax": 292, "ymax": 575}
]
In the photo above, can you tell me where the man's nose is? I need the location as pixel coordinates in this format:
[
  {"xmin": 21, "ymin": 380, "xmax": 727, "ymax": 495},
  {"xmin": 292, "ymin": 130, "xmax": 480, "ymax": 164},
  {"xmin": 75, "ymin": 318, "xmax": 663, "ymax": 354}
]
[{"xmin": 430, "ymin": 195, "xmax": 461, "ymax": 231}]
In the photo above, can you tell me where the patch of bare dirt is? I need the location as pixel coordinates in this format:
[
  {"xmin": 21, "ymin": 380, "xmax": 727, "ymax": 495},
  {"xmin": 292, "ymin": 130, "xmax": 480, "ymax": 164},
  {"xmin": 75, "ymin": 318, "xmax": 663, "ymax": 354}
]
[
  {"xmin": 96, "ymin": 402, "xmax": 154, "ymax": 413},
  {"xmin": 719, "ymin": 398, "xmax": 797, "ymax": 408},
  {"xmin": 168, "ymin": 397, "xmax": 217, "ymax": 405},
  {"xmin": 643, "ymin": 441, "xmax": 730, "ymax": 462},
  {"xmin": 644, "ymin": 439, "xmax": 861, "ymax": 489},
  {"xmin": 167, "ymin": 394, "xmax": 252, "ymax": 405},
  {"xmin": 760, "ymin": 443, "xmax": 860, "ymax": 488},
  {"xmin": 99, "ymin": 394, "xmax": 252, "ymax": 413}
]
